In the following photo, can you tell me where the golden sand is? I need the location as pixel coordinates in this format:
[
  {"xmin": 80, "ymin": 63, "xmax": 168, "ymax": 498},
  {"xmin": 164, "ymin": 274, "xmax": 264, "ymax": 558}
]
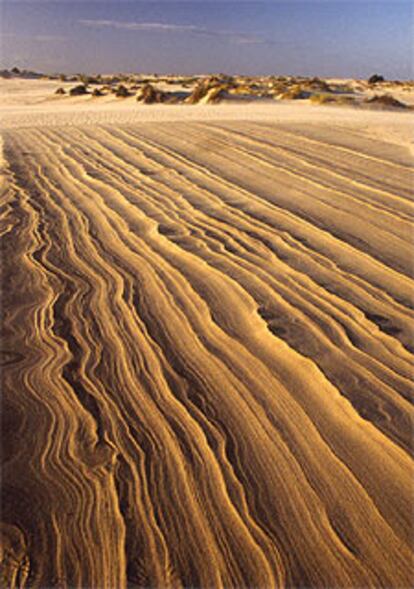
[{"xmin": 1, "ymin": 79, "xmax": 413, "ymax": 588}]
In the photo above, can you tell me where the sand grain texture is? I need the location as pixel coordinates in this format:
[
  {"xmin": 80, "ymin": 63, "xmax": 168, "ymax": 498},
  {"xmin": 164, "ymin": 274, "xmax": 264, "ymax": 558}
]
[{"xmin": 1, "ymin": 104, "xmax": 413, "ymax": 588}]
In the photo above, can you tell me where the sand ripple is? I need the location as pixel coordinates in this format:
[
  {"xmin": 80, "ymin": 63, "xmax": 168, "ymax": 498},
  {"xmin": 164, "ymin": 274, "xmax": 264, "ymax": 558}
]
[{"xmin": 1, "ymin": 121, "xmax": 413, "ymax": 588}]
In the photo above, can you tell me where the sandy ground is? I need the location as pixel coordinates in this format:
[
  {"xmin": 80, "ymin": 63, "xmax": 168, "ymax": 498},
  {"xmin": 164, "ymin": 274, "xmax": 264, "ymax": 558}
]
[{"xmin": 1, "ymin": 79, "xmax": 413, "ymax": 588}]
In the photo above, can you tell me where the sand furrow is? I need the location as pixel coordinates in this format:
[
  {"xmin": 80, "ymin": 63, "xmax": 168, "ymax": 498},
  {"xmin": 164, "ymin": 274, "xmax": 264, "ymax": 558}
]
[
  {"xmin": 127, "ymin": 125, "xmax": 411, "ymax": 276},
  {"xmin": 1, "ymin": 121, "xmax": 413, "ymax": 588},
  {"xmin": 200, "ymin": 123, "xmax": 414, "ymax": 227}
]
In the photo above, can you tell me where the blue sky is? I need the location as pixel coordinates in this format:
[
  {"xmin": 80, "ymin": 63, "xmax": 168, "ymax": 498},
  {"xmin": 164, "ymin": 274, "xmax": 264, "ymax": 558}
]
[{"xmin": 0, "ymin": 1, "xmax": 412, "ymax": 78}]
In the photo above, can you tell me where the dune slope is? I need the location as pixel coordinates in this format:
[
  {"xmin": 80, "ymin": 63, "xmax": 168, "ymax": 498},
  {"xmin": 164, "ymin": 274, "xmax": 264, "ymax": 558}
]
[{"xmin": 1, "ymin": 120, "xmax": 413, "ymax": 588}]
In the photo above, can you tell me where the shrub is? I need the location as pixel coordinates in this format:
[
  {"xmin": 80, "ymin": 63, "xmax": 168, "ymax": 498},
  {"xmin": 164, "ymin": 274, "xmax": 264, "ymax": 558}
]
[
  {"xmin": 278, "ymin": 85, "xmax": 310, "ymax": 100},
  {"xmin": 185, "ymin": 77, "xmax": 232, "ymax": 104},
  {"xmin": 304, "ymin": 77, "xmax": 332, "ymax": 92},
  {"xmin": 185, "ymin": 83, "xmax": 208, "ymax": 104},
  {"xmin": 136, "ymin": 83, "xmax": 168, "ymax": 104},
  {"xmin": 69, "ymin": 84, "xmax": 88, "ymax": 96},
  {"xmin": 76, "ymin": 74, "xmax": 101, "ymax": 85},
  {"xmin": 230, "ymin": 84, "xmax": 258, "ymax": 96},
  {"xmin": 55, "ymin": 87, "xmax": 66, "ymax": 95},
  {"xmin": 336, "ymin": 96, "xmax": 357, "ymax": 105},
  {"xmin": 92, "ymin": 88, "xmax": 104, "ymax": 97},
  {"xmin": 309, "ymin": 93, "xmax": 335, "ymax": 104},
  {"xmin": 309, "ymin": 93, "xmax": 356, "ymax": 106},
  {"xmin": 205, "ymin": 85, "xmax": 233, "ymax": 103},
  {"xmin": 364, "ymin": 94, "xmax": 407, "ymax": 108},
  {"xmin": 115, "ymin": 84, "xmax": 130, "ymax": 97},
  {"xmin": 368, "ymin": 74, "xmax": 385, "ymax": 84}
]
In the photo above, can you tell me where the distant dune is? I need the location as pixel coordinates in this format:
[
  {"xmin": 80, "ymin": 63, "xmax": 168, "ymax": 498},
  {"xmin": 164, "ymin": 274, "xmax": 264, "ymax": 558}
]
[{"xmin": 1, "ymin": 78, "xmax": 413, "ymax": 588}]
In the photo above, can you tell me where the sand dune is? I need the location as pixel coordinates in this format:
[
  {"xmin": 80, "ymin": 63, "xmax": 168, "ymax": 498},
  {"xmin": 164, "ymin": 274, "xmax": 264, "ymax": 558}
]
[{"xmin": 1, "ymin": 82, "xmax": 413, "ymax": 588}]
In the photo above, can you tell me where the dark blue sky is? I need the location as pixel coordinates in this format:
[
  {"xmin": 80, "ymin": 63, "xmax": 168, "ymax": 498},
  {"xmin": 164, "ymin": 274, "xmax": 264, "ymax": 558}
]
[{"xmin": 1, "ymin": 1, "xmax": 412, "ymax": 78}]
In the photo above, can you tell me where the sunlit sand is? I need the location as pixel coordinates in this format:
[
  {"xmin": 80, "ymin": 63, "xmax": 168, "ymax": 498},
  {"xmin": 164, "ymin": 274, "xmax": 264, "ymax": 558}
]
[{"xmin": 1, "ymin": 74, "xmax": 413, "ymax": 588}]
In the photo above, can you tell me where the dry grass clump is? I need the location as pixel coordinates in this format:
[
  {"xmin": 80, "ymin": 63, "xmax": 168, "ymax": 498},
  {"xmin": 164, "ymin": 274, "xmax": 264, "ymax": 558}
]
[
  {"xmin": 201, "ymin": 86, "xmax": 229, "ymax": 104},
  {"xmin": 179, "ymin": 76, "xmax": 198, "ymax": 88},
  {"xmin": 136, "ymin": 83, "xmax": 168, "ymax": 104},
  {"xmin": 185, "ymin": 82, "xmax": 209, "ymax": 104},
  {"xmin": 302, "ymin": 77, "xmax": 332, "ymax": 92},
  {"xmin": 268, "ymin": 82, "xmax": 289, "ymax": 97},
  {"xmin": 277, "ymin": 85, "xmax": 310, "ymax": 100},
  {"xmin": 364, "ymin": 94, "xmax": 408, "ymax": 109},
  {"xmin": 115, "ymin": 84, "xmax": 130, "ymax": 98},
  {"xmin": 187, "ymin": 84, "xmax": 228, "ymax": 104},
  {"xmin": 235, "ymin": 82, "xmax": 269, "ymax": 97},
  {"xmin": 335, "ymin": 95, "xmax": 358, "ymax": 105},
  {"xmin": 310, "ymin": 93, "xmax": 357, "ymax": 106},
  {"xmin": 230, "ymin": 84, "xmax": 254, "ymax": 95},
  {"xmin": 69, "ymin": 84, "xmax": 89, "ymax": 96},
  {"xmin": 309, "ymin": 93, "xmax": 336, "ymax": 105},
  {"xmin": 310, "ymin": 91, "xmax": 408, "ymax": 109},
  {"xmin": 330, "ymin": 82, "xmax": 355, "ymax": 94},
  {"xmin": 185, "ymin": 77, "xmax": 233, "ymax": 104}
]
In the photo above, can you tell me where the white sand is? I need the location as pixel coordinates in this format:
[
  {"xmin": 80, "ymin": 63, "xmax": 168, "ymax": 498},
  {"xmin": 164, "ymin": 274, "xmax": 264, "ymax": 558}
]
[{"xmin": 1, "ymin": 79, "xmax": 413, "ymax": 153}]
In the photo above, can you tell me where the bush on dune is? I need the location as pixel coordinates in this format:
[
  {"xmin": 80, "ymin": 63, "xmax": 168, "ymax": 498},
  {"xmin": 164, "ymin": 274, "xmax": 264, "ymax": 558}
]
[
  {"xmin": 230, "ymin": 84, "xmax": 259, "ymax": 96},
  {"xmin": 136, "ymin": 83, "xmax": 167, "ymax": 104},
  {"xmin": 185, "ymin": 83, "xmax": 208, "ymax": 104},
  {"xmin": 302, "ymin": 77, "xmax": 332, "ymax": 92},
  {"xmin": 200, "ymin": 85, "xmax": 229, "ymax": 104},
  {"xmin": 335, "ymin": 95, "xmax": 358, "ymax": 105},
  {"xmin": 115, "ymin": 84, "xmax": 130, "ymax": 97},
  {"xmin": 364, "ymin": 94, "xmax": 408, "ymax": 109},
  {"xmin": 309, "ymin": 93, "xmax": 336, "ymax": 104},
  {"xmin": 78, "ymin": 74, "xmax": 102, "ymax": 85},
  {"xmin": 69, "ymin": 84, "xmax": 89, "ymax": 96},
  {"xmin": 185, "ymin": 77, "xmax": 233, "ymax": 104},
  {"xmin": 277, "ymin": 85, "xmax": 310, "ymax": 100},
  {"xmin": 309, "ymin": 93, "xmax": 357, "ymax": 106},
  {"xmin": 368, "ymin": 74, "xmax": 385, "ymax": 84}
]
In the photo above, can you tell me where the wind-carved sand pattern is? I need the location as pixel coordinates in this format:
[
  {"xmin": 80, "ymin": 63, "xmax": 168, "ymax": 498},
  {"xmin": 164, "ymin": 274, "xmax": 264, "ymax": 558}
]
[{"xmin": 1, "ymin": 120, "xmax": 413, "ymax": 588}]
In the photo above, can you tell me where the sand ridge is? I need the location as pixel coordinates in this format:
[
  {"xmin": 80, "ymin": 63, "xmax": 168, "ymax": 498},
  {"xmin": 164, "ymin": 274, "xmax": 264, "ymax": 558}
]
[{"xmin": 0, "ymin": 82, "xmax": 413, "ymax": 587}]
